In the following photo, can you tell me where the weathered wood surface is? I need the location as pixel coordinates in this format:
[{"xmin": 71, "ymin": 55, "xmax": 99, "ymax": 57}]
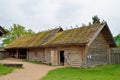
[
  {"xmin": 86, "ymin": 33, "xmax": 109, "ymax": 67},
  {"xmin": 110, "ymin": 48, "xmax": 120, "ymax": 64},
  {"xmin": 3, "ymin": 63, "xmax": 23, "ymax": 67}
]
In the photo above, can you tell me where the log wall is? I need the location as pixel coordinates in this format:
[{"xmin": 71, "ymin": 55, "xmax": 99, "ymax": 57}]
[
  {"xmin": 27, "ymin": 48, "xmax": 44, "ymax": 62},
  {"xmin": 44, "ymin": 46, "xmax": 83, "ymax": 67},
  {"xmin": 86, "ymin": 33, "xmax": 110, "ymax": 67},
  {"xmin": 0, "ymin": 51, "xmax": 8, "ymax": 59}
]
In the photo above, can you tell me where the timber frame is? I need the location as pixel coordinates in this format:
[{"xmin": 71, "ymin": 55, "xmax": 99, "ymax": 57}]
[{"xmin": 6, "ymin": 22, "xmax": 116, "ymax": 67}]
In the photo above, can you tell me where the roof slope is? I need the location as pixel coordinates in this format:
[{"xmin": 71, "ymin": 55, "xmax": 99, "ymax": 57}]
[
  {"xmin": 44, "ymin": 23, "xmax": 116, "ymax": 47},
  {"xmin": 44, "ymin": 24, "xmax": 100, "ymax": 46},
  {"xmin": 6, "ymin": 28, "xmax": 62, "ymax": 48},
  {"xmin": 6, "ymin": 34, "xmax": 34, "ymax": 48},
  {"xmin": 100, "ymin": 23, "xmax": 116, "ymax": 47},
  {"xmin": 6, "ymin": 22, "xmax": 116, "ymax": 48}
]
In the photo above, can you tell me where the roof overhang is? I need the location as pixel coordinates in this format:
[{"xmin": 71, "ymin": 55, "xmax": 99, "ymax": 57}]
[
  {"xmin": 87, "ymin": 22, "xmax": 117, "ymax": 48},
  {"xmin": 44, "ymin": 43, "xmax": 88, "ymax": 47}
]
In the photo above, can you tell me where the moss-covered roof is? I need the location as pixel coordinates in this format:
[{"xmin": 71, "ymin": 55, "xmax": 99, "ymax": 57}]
[
  {"xmin": 7, "ymin": 23, "xmax": 115, "ymax": 48},
  {"xmin": 44, "ymin": 24, "xmax": 100, "ymax": 46},
  {"xmin": 6, "ymin": 28, "xmax": 62, "ymax": 48},
  {"xmin": 6, "ymin": 34, "xmax": 34, "ymax": 48}
]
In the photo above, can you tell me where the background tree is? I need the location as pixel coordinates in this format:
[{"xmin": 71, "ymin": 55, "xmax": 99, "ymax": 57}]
[
  {"xmin": 114, "ymin": 34, "xmax": 120, "ymax": 48},
  {"xmin": 92, "ymin": 15, "xmax": 100, "ymax": 24},
  {"xmin": 0, "ymin": 24, "xmax": 34, "ymax": 47}
]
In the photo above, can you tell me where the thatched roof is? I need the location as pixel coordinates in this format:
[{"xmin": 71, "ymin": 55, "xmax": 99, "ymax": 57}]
[
  {"xmin": 6, "ymin": 28, "xmax": 63, "ymax": 48},
  {"xmin": 45, "ymin": 23, "xmax": 116, "ymax": 47},
  {"xmin": 44, "ymin": 24, "xmax": 100, "ymax": 46},
  {"xmin": 6, "ymin": 22, "xmax": 116, "ymax": 49}
]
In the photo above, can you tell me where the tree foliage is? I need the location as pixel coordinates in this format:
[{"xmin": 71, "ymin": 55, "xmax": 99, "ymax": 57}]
[
  {"xmin": 1, "ymin": 24, "xmax": 34, "ymax": 47},
  {"xmin": 114, "ymin": 34, "xmax": 120, "ymax": 47},
  {"xmin": 92, "ymin": 15, "xmax": 100, "ymax": 24}
]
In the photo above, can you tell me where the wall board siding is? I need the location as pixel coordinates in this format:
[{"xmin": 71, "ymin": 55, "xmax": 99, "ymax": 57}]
[
  {"xmin": 86, "ymin": 33, "xmax": 109, "ymax": 67},
  {"xmin": 0, "ymin": 52, "xmax": 8, "ymax": 59},
  {"xmin": 27, "ymin": 48, "xmax": 44, "ymax": 62},
  {"xmin": 110, "ymin": 48, "xmax": 120, "ymax": 64},
  {"xmin": 45, "ymin": 46, "xmax": 83, "ymax": 67}
]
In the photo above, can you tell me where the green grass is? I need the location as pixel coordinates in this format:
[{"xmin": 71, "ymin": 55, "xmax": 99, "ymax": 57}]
[
  {"xmin": 0, "ymin": 64, "xmax": 13, "ymax": 75},
  {"xmin": 23, "ymin": 59, "xmax": 42, "ymax": 64},
  {"xmin": 41, "ymin": 65, "xmax": 120, "ymax": 80}
]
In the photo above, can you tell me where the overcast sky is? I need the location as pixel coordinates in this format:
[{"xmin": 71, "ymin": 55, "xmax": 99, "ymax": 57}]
[{"xmin": 0, "ymin": 0, "xmax": 120, "ymax": 36}]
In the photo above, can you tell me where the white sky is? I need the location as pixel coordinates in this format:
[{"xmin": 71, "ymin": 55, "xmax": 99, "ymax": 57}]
[{"xmin": 0, "ymin": 0, "xmax": 120, "ymax": 36}]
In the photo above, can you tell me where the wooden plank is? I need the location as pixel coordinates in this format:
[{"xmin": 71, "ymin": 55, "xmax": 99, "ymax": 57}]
[{"xmin": 3, "ymin": 63, "xmax": 23, "ymax": 67}]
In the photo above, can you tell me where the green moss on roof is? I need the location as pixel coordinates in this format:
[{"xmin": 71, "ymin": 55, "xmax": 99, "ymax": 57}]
[
  {"xmin": 6, "ymin": 24, "xmax": 101, "ymax": 48},
  {"xmin": 28, "ymin": 30, "xmax": 54, "ymax": 47},
  {"xmin": 6, "ymin": 34, "xmax": 34, "ymax": 48},
  {"xmin": 44, "ymin": 24, "xmax": 101, "ymax": 45},
  {"xmin": 6, "ymin": 28, "xmax": 62, "ymax": 48}
]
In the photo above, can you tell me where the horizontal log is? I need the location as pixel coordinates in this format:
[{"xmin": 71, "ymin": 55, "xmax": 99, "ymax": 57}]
[{"xmin": 3, "ymin": 63, "xmax": 23, "ymax": 67}]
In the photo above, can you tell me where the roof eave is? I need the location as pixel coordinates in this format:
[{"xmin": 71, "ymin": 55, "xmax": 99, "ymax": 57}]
[
  {"xmin": 44, "ymin": 43, "xmax": 88, "ymax": 47},
  {"xmin": 87, "ymin": 22, "xmax": 117, "ymax": 48},
  {"xmin": 87, "ymin": 23, "xmax": 105, "ymax": 46},
  {"xmin": 102, "ymin": 22, "xmax": 117, "ymax": 48}
]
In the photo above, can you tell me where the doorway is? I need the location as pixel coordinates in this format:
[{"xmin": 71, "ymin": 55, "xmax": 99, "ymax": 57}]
[
  {"xmin": 59, "ymin": 51, "xmax": 64, "ymax": 65},
  {"xmin": 10, "ymin": 49, "xmax": 17, "ymax": 58},
  {"xmin": 18, "ymin": 49, "xmax": 27, "ymax": 59}
]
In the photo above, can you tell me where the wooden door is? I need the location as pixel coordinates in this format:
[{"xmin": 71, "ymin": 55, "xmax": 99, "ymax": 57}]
[{"xmin": 51, "ymin": 50, "xmax": 58, "ymax": 65}]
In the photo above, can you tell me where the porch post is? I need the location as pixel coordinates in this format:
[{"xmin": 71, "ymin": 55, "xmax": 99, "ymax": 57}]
[
  {"xmin": 108, "ymin": 47, "xmax": 111, "ymax": 64},
  {"xmin": 16, "ymin": 49, "xmax": 19, "ymax": 58},
  {"xmin": 27, "ymin": 49, "xmax": 29, "ymax": 59}
]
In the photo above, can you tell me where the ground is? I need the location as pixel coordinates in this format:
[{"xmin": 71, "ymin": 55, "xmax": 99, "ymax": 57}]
[
  {"xmin": 0, "ymin": 58, "xmax": 58, "ymax": 80},
  {"xmin": 41, "ymin": 65, "xmax": 120, "ymax": 80}
]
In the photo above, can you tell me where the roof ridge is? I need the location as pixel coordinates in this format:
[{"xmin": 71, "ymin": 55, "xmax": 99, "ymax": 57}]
[{"xmin": 63, "ymin": 23, "xmax": 101, "ymax": 32}]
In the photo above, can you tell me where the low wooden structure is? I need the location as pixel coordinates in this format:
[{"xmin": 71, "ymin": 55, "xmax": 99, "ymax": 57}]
[
  {"xmin": 3, "ymin": 63, "xmax": 23, "ymax": 67},
  {"xmin": 110, "ymin": 48, "xmax": 120, "ymax": 64},
  {"xmin": 0, "ymin": 26, "xmax": 6, "ymax": 59},
  {"xmin": 0, "ymin": 48, "xmax": 8, "ymax": 59},
  {"xmin": 6, "ymin": 22, "xmax": 116, "ymax": 67}
]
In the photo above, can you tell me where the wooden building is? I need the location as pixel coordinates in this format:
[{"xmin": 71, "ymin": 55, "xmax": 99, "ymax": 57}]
[
  {"xmin": 0, "ymin": 48, "xmax": 8, "ymax": 59},
  {"xmin": 0, "ymin": 26, "xmax": 6, "ymax": 36},
  {"xmin": 0, "ymin": 26, "xmax": 7, "ymax": 59},
  {"xmin": 6, "ymin": 22, "xmax": 116, "ymax": 67}
]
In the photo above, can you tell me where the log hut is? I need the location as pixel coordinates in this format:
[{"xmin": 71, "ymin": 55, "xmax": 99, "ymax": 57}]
[
  {"xmin": 6, "ymin": 22, "xmax": 116, "ymax": 67},
  {"xmin": 0, "ymin": 26, "xmax": 7, "ymax": 59}
]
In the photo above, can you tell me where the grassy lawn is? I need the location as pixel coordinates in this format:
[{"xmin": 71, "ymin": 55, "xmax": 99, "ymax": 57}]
[
  {"xmin": 41, "ymin": 64, "xmax": 120, "ymax": 80},
  {"xmin": 23, "ymin": 59, "xmax": 42, "ymax": 64},
  {"xmin": 0, "ymin": 64, "xmax": 13, "ymax": 75}
]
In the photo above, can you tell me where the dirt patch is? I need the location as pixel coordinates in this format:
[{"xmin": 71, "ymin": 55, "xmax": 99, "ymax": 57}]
[{"xmin": 0, "ymin": 58, "xmax": 58, "ymax": 80}]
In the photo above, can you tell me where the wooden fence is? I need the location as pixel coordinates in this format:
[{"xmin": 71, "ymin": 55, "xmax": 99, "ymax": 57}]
[{"xmin": 110, "ymin": 48, "xmax": 120, "ymax": 64}]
